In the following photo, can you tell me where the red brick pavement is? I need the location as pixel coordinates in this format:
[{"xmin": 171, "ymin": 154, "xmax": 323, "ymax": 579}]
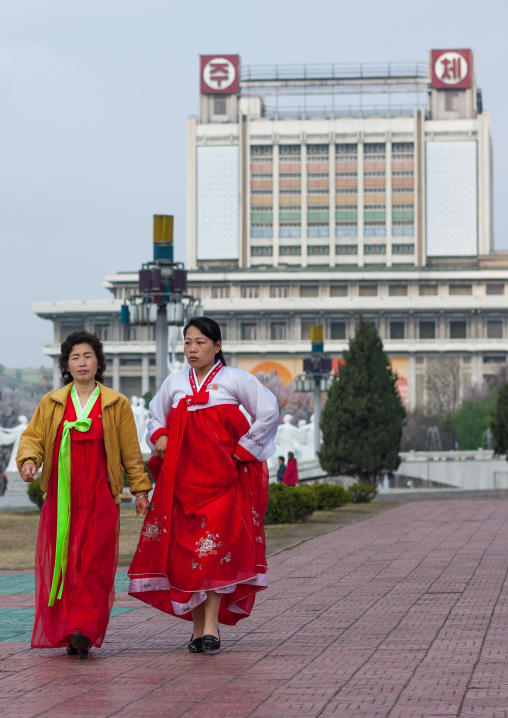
[{"xmin": 2, "ymin": 500, "xmax": 508, "ymax": 717}]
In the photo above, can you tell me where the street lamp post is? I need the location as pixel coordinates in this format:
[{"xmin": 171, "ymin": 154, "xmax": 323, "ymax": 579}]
[
  {"xmin": 292, "ymin": 325, "xmax": 333, "ymax": 454},
  {"xmin": 120, "ymin": 215, "xmax": 203, "ymax": 389}
]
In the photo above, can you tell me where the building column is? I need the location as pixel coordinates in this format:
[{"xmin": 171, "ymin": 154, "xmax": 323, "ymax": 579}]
[
  {"xmin": 439, "ymin": 312, "xmax": 446, "ymax": 340},
  {"xmin": 186, "ymin": 116, "xmax": 197, "ymax": 269},
  {"xmin": 357, "ymin": 136, "xmax": 364, "ymax": 267},
  {"xmin": 408, "ymin": 354, "xmax": 416, "ymax": 412},
  {"xmin": 301, "ymin": 141, "xmax": 308, "ymax": 266},
  {"xmin": 52, "ymin": 357, "xmax": 60, "ymax": 390},
  {"xmin": 112, "ymin": 356, "xmax": 120, "ymax": 393},
  {"xmin": 272, "ymin": 139, "xmax": 279, "ymax": 266},
  {"xmin": 385, "ymin": 134, "xmax": 392, "ymax": 267},
  {"xmin": 141, "ymin": 355, "xmax": 150, "ymax": 396},
  {"xmin": 329, "ymin": 137, "xmax": 335, "ymax": 265},
  {"xmin": 471, "ymin": 352, "xmax": 483, "ymax": 387},
  {"xmin": 416, "ymin": 108, "xmax": 425, "ymax": 266}
]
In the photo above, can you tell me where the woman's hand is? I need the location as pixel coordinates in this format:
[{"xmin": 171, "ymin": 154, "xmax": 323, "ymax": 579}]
[
  {"xmin": 232, "ymin": 454, "xmax": 241, "ymax": 462},
  {"xmin": 135, "ymin": 496, "xmax": 150, "ymax": 516},
  {"xmin": 155, "ymin": 435, "xmax": 168, "ymax": 460},
  {"xmin": 20, "ymin": 463, "xmax": 37, "ymax": 483}
]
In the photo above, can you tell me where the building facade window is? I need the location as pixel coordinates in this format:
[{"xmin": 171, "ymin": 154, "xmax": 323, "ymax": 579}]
[
  {"xmin": 419, "ymin": 285, "xmax": 438, "ymax": 296},
  {"xmin": 280, "ymin": 145, "xmax": 301, "ymax": 155},
  {"xmin": 487, "ymin": 320, "xmax": 503, "ymax": 339},
  {"xmin": 300, "ymin": 285, "xmax": 319, "ymax": 298},
  {"xmin": 250, "ymin": 246, "xmax": 273, "ymax": 256},
  {"xmin": 270, "ymin": 322, "xmax": 287, "ymax": 341},
  {"xmin": 486, "ymin": 284, "xmax": 505, "ymax": 296},
  {"xmin": 419, "ymin": 321, "xmax": 436, "ymax": 339},
  {"xmin": 61, "ymin": 320, "xmax": 86, "ymax": 336},
  {"xmin": 365, "ymin": 244, "xmax": 386, "ymax": 254},
  {"xmin": 307, "ymin": 245, "xmax": 330, "ymax": 255},
  {"xmin": 359, "ymin": 285, "xmax": 378, "ymax": 297},
  {"xmin": 251, "ymin": 229, "xmax": 273, "ymax": 238},
  {"xmin": 241, "ymin": 323, "xmax": 257, "ymax": 341},
  {"xmin": 390, "ymin": 321, "xmax": 405, "ymax": 340},
  {"xmin": 301, "ymin": 320, "xmax": 318, "ymax": 341},
  {"xmin": 94, "ymin": 324, "xmax": 110, "ymax": 341},
  {"xmin": 389, "ymin": 285, "xmax": 408, "ymax": 296},
  {"xmin": 123, "ymin": 325, "xmax": 138, "ymax": 341},
  {"xmin": 279, "ymin": 245, "xmax": 301, "ymax": 255},
  {"xmin": 279, "ymin": 228, "xmax": 301, "ymax": 238},
  {"xmin": 251, "ymin": 146, "xmax": 272, "ymax": 155},
  {"xmin": 270, "ymin": 285, "xmax": 289, "ymax": 298},
  {"xmin": 450, "ymin": 320, "xmax": 467, "ymax": 339},
  {"xmin": 211, "ymin": 286, "xmax": 230, "ymax": 299},
  {"xmin": 213, "ymin": 98, "xmax": 227, "ymax": 115},
  {"xmin": 241, "ymin": 286, "xmax": 260, "ymax": 299},
  {"xmin": 449, "ymin": 284, "xmax": 473, "ymax": 296},
  {"xmin": 330, "ymin": 284, "xmax": 348, "ymax": 297},
  {"xmin": 330, "ymin": 321, "xmax": 346, "ymax": 340},
  {"xmin": 335, "ymin": 244, "xmax": 358, "ymax": 254}
]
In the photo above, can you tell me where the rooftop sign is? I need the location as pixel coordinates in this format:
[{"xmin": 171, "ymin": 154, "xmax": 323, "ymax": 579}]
[
  {"xmin": 431, "ymin": 49, "xmax": 472, "ymax": 89},
  {"xmin": 200, "ymin": 55, "xmax": 240, "ymax": 94}
]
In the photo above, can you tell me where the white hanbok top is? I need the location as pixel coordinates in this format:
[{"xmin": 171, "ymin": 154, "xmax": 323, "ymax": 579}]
[{"xmin": 146, "ymin": 364, "xmax": 279, "ymax": 463}]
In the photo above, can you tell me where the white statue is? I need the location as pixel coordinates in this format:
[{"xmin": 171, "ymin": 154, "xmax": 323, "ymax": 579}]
[
  {"xmin": 137, "ymin": 397, "xmax": 150, "ymax": 455},
  {"xmin": 0, "ymin": 415, "xmax": 29, "ymax": 473},
  {"xmin": 267, "ymin": 414, "xmax": 320, "ymax": 471},
  {"xmin": 269, "ymin": 414, "xmax": 302, "ymax": 469},
  {"xmin": 168, "ymin": 326, "xmax": 185, "ymax": 374},
  {"xmin": 297, "ymin": 419, "xmax": 315, "ymax": 463},
  {"xmin": 131, "ymin": 397, "xmax": 150, "ymax": 455}
]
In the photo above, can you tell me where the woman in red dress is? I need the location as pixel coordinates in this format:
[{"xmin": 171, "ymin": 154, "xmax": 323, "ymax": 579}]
[
  {"xmin": 128, "ymin": 317, "xmax": 279, "ymax": 653},
  {"xmin": 17, "ymin": 331, "xmax": 151, "ymax": 658}
]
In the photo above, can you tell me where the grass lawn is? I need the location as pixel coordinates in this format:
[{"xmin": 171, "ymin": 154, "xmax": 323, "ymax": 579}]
[{"xmin": 0, "ymin": 500, "xmax": 399, "ymax": 571}]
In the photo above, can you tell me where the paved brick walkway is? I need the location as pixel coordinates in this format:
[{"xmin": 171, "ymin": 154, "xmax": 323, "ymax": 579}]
[{"xmin": 2, "ymin": 500, "xmax": 508, "ymax": 717}]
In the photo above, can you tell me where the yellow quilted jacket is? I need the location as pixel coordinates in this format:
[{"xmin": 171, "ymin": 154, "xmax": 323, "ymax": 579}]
[{"xmin": 16, "ymin": 382, "xmax": 152, "ymax": 504}]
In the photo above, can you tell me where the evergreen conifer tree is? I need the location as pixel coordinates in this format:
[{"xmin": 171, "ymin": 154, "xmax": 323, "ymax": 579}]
[
  {"xmin": 490, "ymin": 384, "xmax": 508, "ymax": 456},
  {"xmin": 318, "ymin": 313, "xmax": 406, "ymax": 486}
]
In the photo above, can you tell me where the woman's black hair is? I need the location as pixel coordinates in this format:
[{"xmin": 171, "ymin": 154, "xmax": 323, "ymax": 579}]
[
  {"xmin": 59, "ymin": 330, "xmax": 107, "ymax": 385},
  {"xmin": 183, "ymin": 316, "xmax": 226, "ymax": 366}
]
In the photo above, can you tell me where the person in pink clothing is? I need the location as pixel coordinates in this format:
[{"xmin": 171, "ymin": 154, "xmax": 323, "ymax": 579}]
[{"xmin": 283, "ymin": 452, "xmax": 299, "ymax": 485}]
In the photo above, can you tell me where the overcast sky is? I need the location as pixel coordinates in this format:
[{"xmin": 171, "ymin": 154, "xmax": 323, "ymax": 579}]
[{"xmin": 1, "ymin": 0, "xmax": 506, "ymax": 368}]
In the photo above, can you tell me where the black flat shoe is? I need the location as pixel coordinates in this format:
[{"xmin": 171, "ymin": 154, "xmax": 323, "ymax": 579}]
[
  {"xmin": 202, "ymin": 632, "xmax": 221, "ymax": 653},
  {"xmin": 70, "ymin": 631, "xmax": 90, "ymax": 660},
  {"xmin": 65, "ymin": 644, "xmax": 78, "ymax": 656},
  {"xmin": 188, "ymin": 635, "xmax": 203, "ymax": 653}
]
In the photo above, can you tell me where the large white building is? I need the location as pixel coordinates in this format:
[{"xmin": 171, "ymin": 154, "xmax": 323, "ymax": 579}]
[{"xmin": 35, "ymin": 49, "xmax": 508, "ymax": 411}]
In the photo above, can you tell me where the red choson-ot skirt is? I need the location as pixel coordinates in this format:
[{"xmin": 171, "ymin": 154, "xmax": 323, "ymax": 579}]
[
  {"xmin": 128, "ymin": 404, "xmax": 268, "ymax": 626},
  {"xmin": 31, "ymin": 394, "xmax": 119, "ymax": 648}
]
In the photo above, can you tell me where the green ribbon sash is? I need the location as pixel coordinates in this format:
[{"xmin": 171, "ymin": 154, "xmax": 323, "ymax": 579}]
[{"xmin": 48, "ymin": 384, "xmax": 101, "ymax": 607}]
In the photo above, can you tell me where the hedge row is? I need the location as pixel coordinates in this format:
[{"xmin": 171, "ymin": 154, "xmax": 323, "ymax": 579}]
[
  {"xmin": 27, "ymin": 476, "xmax": 378, "ymax": 525},
  {"xmin": 264, "ymin": 481, "xmax": 378, "ymax": 525}
]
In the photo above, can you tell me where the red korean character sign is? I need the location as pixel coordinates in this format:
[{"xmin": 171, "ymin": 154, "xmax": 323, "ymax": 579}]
[
  {"xmin": 431, "ymin": 49, "xmax": 472, "ymax": 89},
  {"xmin": 201, "ymin": 55, "xmax": 240, "ymax": 94}
]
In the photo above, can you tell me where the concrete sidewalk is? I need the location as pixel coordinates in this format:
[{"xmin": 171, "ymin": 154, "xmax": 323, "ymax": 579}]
[{"xmin": 2, "ymin": 500, "xmax": 508, "ymax": 717}]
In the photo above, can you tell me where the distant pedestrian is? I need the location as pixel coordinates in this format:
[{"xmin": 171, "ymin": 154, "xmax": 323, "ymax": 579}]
[
  {"xmin": 276, "ymin": 456, "xmax": 286, "ymax": 483},
  {"xmin": 0, "ymin": 473, "xmax": 7, "ymax": 496},
  {"xmin": 283, "ymin": 451, "xmax": 299, "ymax": 485}
]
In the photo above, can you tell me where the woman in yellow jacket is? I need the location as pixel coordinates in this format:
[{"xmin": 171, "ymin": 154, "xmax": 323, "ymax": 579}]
[{"xmin": 17, "ymin": 330, "xmax": 152, "ymax": 658}]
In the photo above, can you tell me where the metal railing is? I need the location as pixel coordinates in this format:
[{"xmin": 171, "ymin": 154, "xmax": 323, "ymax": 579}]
[
  {"xmin": 262, "ymin": 105, "xmax": 427, "ymax": 120},
  {"xmin": 241, "ymin": 61, "xmax": 428, "ymax": 82}
]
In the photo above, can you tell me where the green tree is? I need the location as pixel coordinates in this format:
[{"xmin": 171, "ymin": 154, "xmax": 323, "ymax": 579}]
[
  {"xmin": 491, "ymin": 384, "xmax": 508, "ymax": 456},
  {"xmin": 449, "ymin": 394, "xmax": 497, "ymax": 450},
  {"xmin": 318, "ymin": 314, "xmax": 406, "ymax": 486}
]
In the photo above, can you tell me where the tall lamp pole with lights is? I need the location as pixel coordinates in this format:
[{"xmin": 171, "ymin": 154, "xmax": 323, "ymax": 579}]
[
  {"xmin": 120, "ymin": 215, "xmax": 203, "ymax": 389},
  {"xmin": 292, "ymin": 325, "xmax": 333, "ymax": 454}
]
